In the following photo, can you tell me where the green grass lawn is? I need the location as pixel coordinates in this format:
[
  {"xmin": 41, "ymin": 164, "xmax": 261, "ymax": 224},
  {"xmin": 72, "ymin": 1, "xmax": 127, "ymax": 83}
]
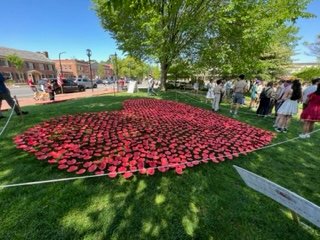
[{"xmin": 0, "ymin": 91, "xmax": 319, "ymax": 240}]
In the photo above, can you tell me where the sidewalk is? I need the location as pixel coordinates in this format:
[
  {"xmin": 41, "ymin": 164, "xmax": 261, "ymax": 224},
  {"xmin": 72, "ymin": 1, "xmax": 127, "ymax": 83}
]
[{"xmin": 2, "ymin": 88, "xmax": 118, "ymax": 111}]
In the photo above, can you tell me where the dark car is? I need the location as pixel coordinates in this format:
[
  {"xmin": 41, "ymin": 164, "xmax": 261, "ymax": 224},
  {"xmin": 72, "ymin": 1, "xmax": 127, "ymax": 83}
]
[{"xmin": 51, "ymin": 78, "xmax": 85, "ymax": 94}]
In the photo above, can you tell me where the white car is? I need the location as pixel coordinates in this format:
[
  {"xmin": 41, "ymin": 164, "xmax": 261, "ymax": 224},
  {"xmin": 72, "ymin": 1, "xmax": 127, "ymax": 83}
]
[{"xmin": 74, "ymin": 78, "xmax": 97, "ymax": 89}]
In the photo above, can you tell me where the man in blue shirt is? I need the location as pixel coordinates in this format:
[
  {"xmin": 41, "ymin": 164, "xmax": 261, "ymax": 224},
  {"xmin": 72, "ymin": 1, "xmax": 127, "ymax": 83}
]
[{"xmin": 0, "ymin": 73, "xmax": 28, "ymax": 118}]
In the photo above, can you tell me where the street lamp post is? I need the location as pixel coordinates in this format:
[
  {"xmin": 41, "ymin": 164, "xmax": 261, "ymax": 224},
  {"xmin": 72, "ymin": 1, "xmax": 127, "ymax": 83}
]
[
  {"xmin": 114, "ymin": 52, "xmax": 118, "ymax": 92},
  {"xmin": 86, "ymin": 49, "xmax": 93, "ymax": 92}
]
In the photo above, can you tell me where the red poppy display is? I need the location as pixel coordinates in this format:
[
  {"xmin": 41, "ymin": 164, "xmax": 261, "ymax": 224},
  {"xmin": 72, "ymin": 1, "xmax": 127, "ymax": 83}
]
[{"xmin": 14, "ymin": 99, "xmax": 273, "ymax": 178}]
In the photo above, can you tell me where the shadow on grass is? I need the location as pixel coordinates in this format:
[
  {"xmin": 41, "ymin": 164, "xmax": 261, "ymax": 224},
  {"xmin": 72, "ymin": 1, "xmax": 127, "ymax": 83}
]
[{"xmin": 0, "ymin": 91, "xmax": 319, "ymax": 239}]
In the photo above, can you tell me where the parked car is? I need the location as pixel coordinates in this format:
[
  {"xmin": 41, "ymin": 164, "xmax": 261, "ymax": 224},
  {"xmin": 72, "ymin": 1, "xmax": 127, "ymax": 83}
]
[
  {"xmin": 51, "ymin": 78, "xmax": 85, "ymax": 94},
  {"xmin": 101, "ymin": 78, "xmax": 115, "ymax": 84},
  {"xmin": 74, "ymin": 78, "xmax": 97, "ymax": 89}
]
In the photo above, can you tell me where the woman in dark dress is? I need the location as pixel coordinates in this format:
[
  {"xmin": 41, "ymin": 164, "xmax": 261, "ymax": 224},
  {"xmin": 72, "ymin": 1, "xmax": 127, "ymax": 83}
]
[{"xmin": 256, "ymin": 82, "xmax": 274, "ymax": 117}]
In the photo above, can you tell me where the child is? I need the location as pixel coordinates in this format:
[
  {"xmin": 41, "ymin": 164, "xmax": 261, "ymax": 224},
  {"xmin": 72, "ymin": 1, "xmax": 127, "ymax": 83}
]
[{"xmin": 299, "ymin": 83, "xmax": 320, "ymax": 138}]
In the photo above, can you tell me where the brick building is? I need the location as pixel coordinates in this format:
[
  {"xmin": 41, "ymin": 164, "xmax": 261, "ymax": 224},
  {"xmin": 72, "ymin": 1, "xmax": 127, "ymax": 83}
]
[
  {"xmin": 53, "ymin": 59, "xmax": 98, "ymax": 79},
  {"xmin": 103, "ymin": 64, "xmax": 114, "ymax": 78},
  {"xmin": 0, "ymin": 46, "xmax": 56, "ymax": 84}
]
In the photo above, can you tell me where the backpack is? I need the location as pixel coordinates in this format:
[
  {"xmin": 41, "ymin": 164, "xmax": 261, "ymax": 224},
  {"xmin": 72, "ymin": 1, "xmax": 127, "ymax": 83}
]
[{"xmin": 260, "ymin": 87, "xmax": 270, "ymax": 99}]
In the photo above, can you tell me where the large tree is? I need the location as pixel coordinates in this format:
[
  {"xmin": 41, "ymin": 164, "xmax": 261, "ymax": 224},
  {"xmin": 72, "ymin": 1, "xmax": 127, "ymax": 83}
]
[
  {"xmin": 197, "ymin": 0, "xmax": 312, "ymax": 79},
  {"xmin": 93, "ymin": 0, "xmax": 311, "ymax": 88},
  {"xmin": 93, "ymin": 0, "xmax": 222, "ymax": 90}
]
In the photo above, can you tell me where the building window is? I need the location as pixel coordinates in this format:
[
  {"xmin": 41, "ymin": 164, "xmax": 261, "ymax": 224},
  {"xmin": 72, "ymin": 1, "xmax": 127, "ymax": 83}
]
[
  {"xmin": 48, "ymin": 65, "xmax": 53, "ymax": 71},
  {"xmin": 0, "ymin": 59, "xmax": 8, "ymax": 66},
  {"xmin": 39, "ymin": 63, "xmax": 44, "ymax": 70},
  {"xmin": 28, "ymin": 62, "xmax": 34, "ymax": 70}
]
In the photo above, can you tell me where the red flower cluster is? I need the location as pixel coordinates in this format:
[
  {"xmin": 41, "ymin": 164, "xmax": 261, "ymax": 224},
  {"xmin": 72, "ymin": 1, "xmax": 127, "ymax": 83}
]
[{"xmin": 14, "ymin": 99, "xmax": 273, "ymax": 179}]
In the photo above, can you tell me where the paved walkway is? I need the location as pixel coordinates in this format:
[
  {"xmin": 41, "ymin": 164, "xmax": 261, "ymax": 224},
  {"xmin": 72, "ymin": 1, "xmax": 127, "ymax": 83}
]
[{"xmin": 2, "ymin": 88, "xmax": 118, "ymax": 111}]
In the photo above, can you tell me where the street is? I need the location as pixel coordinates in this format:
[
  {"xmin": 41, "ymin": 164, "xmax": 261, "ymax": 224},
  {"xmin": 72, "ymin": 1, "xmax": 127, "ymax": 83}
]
[
  {"xmin": 8, "ymin": 84, "xmax": 117, "ymax": 99},
  {"xmin": 9, "ymin": 85, "xmax": 34, "ymax": 98}
]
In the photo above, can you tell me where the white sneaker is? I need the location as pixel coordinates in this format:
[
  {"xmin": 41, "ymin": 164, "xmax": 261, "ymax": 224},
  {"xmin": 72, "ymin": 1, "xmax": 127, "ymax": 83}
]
[
  {"xmin": 299, "ymin": 134, "xmax": 306, "ymax": 138},
  {"xmin": 299, "ymin": 134, "xmax": 310, "ymax": 139}
]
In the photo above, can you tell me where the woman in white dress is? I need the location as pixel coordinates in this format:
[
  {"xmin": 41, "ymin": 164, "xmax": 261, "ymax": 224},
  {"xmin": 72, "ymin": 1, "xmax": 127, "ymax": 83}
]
[
  {"xmin": 275, "ymin": 79, "xmax": 302, "ymax": 133},
  {"xmin": 205, "ymin": 79, "xmax": 215, "ymax": 103}
]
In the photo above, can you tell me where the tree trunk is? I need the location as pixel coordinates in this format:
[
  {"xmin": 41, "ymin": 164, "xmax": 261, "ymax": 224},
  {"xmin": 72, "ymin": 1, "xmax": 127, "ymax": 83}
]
[{"xmin": 160, "ymin": 61, "xmax": 169, "ymax": 91}]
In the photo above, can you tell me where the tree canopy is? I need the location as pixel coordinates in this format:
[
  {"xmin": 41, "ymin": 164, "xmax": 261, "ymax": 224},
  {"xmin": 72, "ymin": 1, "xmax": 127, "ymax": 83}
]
[
  {"xmin": 294, "ymin": 66, "xmax": 320, "ymax": 81},
  {"xmin": 6, "ymin": 54, "xmax": 24, "ymax": 71},
  {"xmin": 93, "ymin": 0, "xmax": 312, "ymax": 88}
]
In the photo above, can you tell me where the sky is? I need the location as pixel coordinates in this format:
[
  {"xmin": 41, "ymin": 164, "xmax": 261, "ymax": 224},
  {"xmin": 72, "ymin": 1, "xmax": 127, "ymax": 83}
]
[
  {"xmin": 294, "ymin": 0, "xmax": 319, "ymax": 63},
  {"xmin": 0, "ymin": 0, "xmax": 319, "ymax": 63}
]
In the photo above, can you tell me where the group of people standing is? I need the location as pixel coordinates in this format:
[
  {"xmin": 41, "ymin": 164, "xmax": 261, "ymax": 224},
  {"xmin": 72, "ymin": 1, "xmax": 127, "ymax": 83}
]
[
  {"xmin": 273, "ymin": 77, "xmax": 320, "ymax": 138},
  {"xmin": 205, "ymin": 74, "xmax": 320, "ymax": 138}
]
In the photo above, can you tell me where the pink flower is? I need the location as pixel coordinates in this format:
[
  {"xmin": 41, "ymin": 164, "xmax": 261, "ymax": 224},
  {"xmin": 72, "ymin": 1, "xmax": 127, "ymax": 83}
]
[
  {"xmin": 76, "ymin": 169, "xmax": 86, "ymax": 175},
  {"xmin": 146, "ymin": 168, "xmax": 155, "ymax": 175},
  {"xmin": 88, "ymin": 164, "xmax": 97, "ymax": 172},
  {"xmin": 108, "ymin": 172, "xmax": 117, "ymax": 178},
  {"xmin": 175, "ymin": 167, "xmax": 183, "ymax": 175},
  {"xmin": 67, "ymin": 166, "xmax": 78, "ymax": 172},
  {"xmin": 123, "ymin": 172, "xmax": 133, "ymax": 179}
]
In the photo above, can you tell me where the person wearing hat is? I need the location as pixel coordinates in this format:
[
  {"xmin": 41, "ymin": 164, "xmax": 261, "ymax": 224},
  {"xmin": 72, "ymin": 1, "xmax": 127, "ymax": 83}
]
[{"xmin": 0, "ymin": 73, "xmax": 28, "ymax": 118}]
